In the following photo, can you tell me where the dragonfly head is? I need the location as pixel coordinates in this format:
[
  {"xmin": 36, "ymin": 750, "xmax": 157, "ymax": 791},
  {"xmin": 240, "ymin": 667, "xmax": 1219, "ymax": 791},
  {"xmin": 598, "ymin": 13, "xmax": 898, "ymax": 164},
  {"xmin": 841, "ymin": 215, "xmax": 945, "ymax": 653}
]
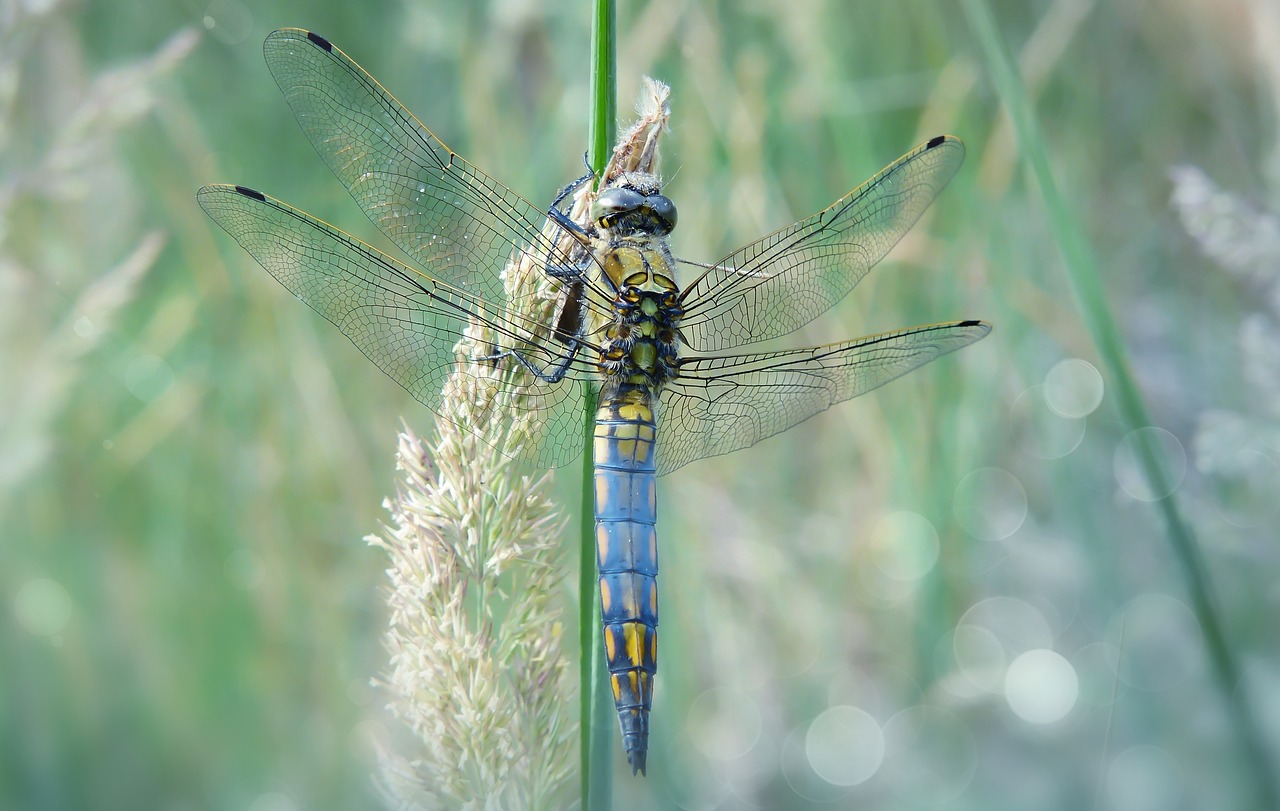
[{"xmin": 592, "ymin": 178, "xmax": 677, "ymax": 237}]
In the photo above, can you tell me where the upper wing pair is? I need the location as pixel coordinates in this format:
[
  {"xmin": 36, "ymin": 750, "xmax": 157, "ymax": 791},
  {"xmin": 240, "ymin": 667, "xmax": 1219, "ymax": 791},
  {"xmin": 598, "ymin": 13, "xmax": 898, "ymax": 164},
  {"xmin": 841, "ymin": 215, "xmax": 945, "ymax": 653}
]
[{"xmin": 198, "ymin": 29, "xmax": 989, "ymax": 474}]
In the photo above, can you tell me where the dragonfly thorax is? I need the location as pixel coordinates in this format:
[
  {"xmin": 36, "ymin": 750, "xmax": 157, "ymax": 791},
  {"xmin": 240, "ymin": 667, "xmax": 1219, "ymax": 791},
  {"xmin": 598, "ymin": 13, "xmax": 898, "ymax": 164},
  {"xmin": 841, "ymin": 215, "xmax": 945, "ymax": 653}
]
[
  {"xmin": 590, "ymin": 173, "xmax": 683, "ymax": 396},
  {"xmin": 593, "ymin": 239, "xmax": 683, "ymax": 394}
]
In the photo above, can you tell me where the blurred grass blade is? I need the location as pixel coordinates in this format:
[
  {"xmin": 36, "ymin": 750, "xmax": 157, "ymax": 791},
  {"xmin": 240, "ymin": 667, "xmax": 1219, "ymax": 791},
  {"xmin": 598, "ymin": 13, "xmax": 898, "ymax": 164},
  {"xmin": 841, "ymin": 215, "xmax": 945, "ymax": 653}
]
[
  {"xmin": 0, "ymin": 232, "xmax": 162, "ymax": 495},
  {"xmin": 583, "ymin": 0, "xmax": 617, "ymax": 806},
  {"xmin": 959, "ymin": 2, "xmax": 1279, "ymax": 809}
]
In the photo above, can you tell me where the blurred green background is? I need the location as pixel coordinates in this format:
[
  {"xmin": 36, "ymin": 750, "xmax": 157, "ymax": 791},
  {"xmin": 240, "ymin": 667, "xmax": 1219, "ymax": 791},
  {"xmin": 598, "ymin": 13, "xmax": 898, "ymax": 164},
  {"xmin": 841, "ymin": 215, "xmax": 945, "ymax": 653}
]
[{"xmin": 4, "ymin": 0, "xmax": 1279, "ymax": 808}]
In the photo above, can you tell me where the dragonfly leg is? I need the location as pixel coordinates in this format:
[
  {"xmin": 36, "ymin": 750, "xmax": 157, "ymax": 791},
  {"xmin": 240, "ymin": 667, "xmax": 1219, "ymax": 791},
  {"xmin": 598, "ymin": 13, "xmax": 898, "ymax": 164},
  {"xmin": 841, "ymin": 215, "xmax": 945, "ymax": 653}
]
[
  {"xmin": 541, "ymin": 162, "xmax": 600, "ymax": 284},
  {"xmin": 545, "ymin": 160, "xmax": 597, "ymax": 240},
  {"xmin": 544, "ymin": 260, "xmax": 586, "ymax": 281},
  {"xmin": 474, "ymin": 338, "xmax": 584, "ymax": 385},
  {"xmin": 547, "ymin": 206, "xmax": 589, "ymax": 239},
  {"xmin": 551, "ymin": 159, "xmax": 596, "ymax": 209},
  {"xmin": 529, "ymin": 340, "xmax": 581, "ymax": 383}
]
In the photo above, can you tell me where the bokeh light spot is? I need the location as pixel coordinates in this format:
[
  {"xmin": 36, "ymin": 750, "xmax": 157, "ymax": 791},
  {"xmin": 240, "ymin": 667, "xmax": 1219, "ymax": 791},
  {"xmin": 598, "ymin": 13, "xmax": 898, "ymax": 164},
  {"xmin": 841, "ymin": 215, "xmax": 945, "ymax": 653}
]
[
  {"xmin": 950, "ymin": 624, "xmax": 1006, "ymax": 693},
  {"xmin": 1012, "ymin": 385, "xmax": 1085, "ymax": 459},
  {"xmin": 1043, "ymin": 358, "xmax": 1104, "ymax": 418},
  {"xmin": 124, "ymin": 353, "xmax": 174, "ymax": 402},
  {"xmin": 73, "ymin": 316, "xmax": 94, "ymax": 337},
  {"xmin": 247, "ymin": 792, "xmax": 297, "ymax": 811},
  {"xmin": 781, "ymin": 723, "xmax": 851, "ymax": 803},
  {"xmin": 14, "ymin": 577, "xmax": 73, "ymax": 637},
  {"xmin": 804, "ymin": 706, "xmax": 884, "ymax": 787},
  {"xmin": 1004, "ymin": 649, "xmax": 1078, "ymax": 723},
  {"xmin": 953, "ymin": 468, "xmax": 1028, "ymax": 541},
  {"xmin": 958, "ymin": 596, "xmax": 1055, "ymax": 659},
  {"xmin": 1114, "ymin": 427, "xmax": 1186, "ymax": 501},
  {"xmin": 867, "ymin": 511, "xmax": 939, "ymax": 582},
  {"xmin": 203, "ymin": 0, "xmax": 254, "ymax": 45}
]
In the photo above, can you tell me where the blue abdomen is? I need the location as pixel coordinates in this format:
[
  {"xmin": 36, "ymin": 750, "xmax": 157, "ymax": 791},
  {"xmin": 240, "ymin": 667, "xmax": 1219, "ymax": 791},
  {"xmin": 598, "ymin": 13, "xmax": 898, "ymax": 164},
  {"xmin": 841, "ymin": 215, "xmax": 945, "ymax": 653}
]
[{"xmin": 593, "ymin": 385, "xmax": 659, "ymax": 775}]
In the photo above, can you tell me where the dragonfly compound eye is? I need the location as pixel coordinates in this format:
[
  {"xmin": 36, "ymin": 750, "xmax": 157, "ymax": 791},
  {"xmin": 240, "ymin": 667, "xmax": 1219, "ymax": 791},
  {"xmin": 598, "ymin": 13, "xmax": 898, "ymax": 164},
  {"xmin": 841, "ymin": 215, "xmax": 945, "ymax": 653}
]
[
  {"xmin": 645, "ymin": 195, "xmax": 677, "ymax": 235},
  {"xmin": 592, "ymin": 187, "xmax": 646, "ymax": 228}
]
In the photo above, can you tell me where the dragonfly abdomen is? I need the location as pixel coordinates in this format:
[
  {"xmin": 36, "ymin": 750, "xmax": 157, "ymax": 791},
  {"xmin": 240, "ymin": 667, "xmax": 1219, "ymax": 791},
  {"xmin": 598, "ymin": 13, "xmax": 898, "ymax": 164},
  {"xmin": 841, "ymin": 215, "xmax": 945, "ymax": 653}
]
[{"xmin": 593, "ymin": 383, "xmax": 659, "ymax": 776}]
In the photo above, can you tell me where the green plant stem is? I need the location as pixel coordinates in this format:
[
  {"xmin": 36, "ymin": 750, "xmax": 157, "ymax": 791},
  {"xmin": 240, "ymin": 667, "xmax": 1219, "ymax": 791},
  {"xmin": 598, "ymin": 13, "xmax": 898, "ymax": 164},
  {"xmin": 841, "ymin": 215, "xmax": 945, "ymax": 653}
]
[
  {"xmin": 960, "ymin": 2, "xmax": 1278, "ymax": 809},
  {"xmin": 589, "ymin": 0, "xmax": 617, "ymax": 186},
  {"xmin": 581, "ymin": 0, "xmax": 616, "ymax": 807}
]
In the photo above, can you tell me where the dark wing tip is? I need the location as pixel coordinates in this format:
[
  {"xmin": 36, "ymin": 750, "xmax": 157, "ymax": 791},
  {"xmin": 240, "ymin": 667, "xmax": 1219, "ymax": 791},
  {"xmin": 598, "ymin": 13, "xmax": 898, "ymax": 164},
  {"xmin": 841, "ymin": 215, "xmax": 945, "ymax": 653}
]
[
  {"xmin": 232, "ymin": 185, "xmax": 267, "ymax": 202},
  {"xmin": 304, "ymin": 31, "xmax": 333, "ymax": 51},
  {"xmin": 926, "ymin": 134, "xmax": 948, "ymax": 149},
  {"xmin": 956, "ymin": 319, "xmax": 994, "ymax": 341},
  {"xmin": 628, "ymin": 750, "xmax": 647, "ymax": 776}
]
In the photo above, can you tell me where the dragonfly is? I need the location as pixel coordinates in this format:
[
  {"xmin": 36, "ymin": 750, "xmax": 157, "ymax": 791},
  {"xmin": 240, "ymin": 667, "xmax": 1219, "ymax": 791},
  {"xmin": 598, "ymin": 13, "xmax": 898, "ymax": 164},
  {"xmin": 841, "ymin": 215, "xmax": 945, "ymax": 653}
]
[{"xmin": 197, "ymin": 28, "xmax": 990, "ymax": 776}]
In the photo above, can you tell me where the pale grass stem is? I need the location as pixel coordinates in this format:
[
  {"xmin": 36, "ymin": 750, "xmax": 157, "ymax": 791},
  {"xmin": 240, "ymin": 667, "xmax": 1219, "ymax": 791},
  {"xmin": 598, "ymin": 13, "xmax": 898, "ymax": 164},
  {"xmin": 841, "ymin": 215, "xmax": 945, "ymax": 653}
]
[{"xmin": 367, "ymin": 208, "xmax": 577, "ymax": 810}]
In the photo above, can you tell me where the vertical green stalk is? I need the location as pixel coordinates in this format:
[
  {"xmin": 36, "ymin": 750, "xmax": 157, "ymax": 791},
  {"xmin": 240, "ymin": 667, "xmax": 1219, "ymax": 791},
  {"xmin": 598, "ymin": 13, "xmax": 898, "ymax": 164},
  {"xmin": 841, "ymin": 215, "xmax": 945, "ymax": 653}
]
[
  {"xmin": 959, "ymin": 2, "xmax": 1278, "ymax": 809},
  {"xmin": 580, "ymin": 0, "xmax": 616, "ymax": 806},
  {"xmin": 588, "ymin": 0, "xmax": 617, "ymax": 181}
]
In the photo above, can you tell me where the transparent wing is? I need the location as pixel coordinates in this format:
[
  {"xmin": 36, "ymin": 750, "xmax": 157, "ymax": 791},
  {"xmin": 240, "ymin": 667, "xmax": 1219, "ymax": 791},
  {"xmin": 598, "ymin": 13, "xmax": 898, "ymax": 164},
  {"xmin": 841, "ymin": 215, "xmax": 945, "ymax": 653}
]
[
  {"xmin": 656, "ymin": 320, "xmax": 991, "ymax": 475},
  {"xmin": 679, "ymin": 136, "xmax": 965, "ymax": 352},
  {"xmin": 261, "ymin": 28, "xmax": 590, "ymax": 310},
  {"xmin": 197, "ymin": 184, "xmax": 593, "ymax": 469}
]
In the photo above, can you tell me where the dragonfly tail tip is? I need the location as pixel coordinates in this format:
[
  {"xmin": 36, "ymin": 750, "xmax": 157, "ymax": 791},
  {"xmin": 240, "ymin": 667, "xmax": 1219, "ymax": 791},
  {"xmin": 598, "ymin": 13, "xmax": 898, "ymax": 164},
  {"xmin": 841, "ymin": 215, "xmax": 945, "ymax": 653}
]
[{"xmin": 628, "ymin": 750, "xmax": 647, "ymax": 776}]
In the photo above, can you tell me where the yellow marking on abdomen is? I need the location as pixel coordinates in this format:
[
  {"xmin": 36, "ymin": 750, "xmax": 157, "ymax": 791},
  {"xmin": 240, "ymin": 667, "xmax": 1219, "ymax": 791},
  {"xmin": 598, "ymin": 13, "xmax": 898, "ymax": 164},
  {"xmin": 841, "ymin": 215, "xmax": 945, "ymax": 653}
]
[
  {"xmin": 613, "ymin": 422, "xmax": 639, "ymax": 439},
  {"xmin": 625, "ymin": 622, "xmax": 646, "ymax": 667}
]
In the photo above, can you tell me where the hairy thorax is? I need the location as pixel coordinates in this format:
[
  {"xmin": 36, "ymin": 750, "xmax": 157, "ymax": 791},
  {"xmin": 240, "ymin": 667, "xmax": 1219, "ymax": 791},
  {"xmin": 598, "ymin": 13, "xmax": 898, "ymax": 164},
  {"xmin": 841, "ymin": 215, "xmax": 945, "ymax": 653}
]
[{"xmin": 591, "ymin": 232, "xmax": 683, "ymax": 398}]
